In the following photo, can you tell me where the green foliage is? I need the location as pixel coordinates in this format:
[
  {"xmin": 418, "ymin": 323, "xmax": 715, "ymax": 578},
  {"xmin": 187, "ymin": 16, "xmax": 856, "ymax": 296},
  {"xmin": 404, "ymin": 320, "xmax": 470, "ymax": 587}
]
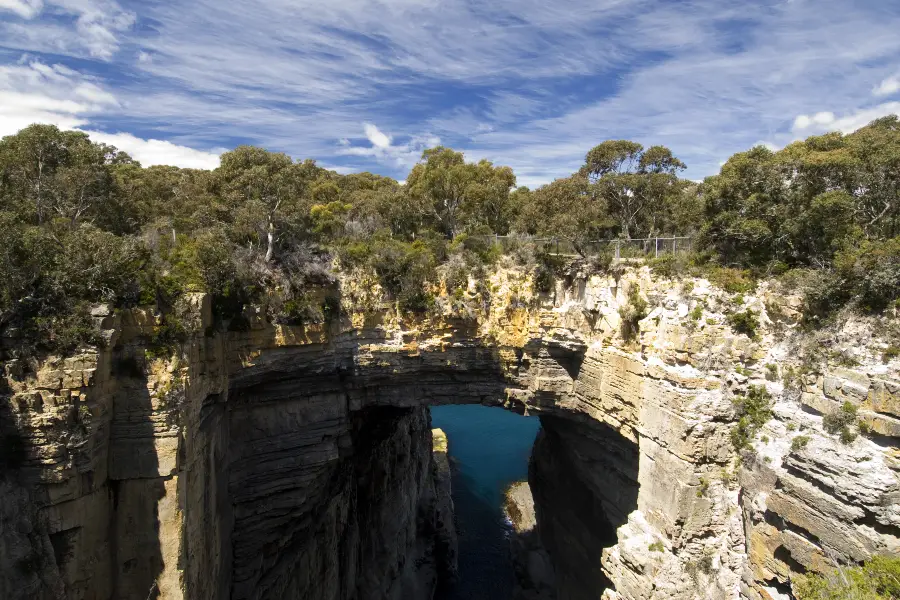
[
  {"xmin": 791, "ymin": 435, "xmax": 810, "ymax": 452},
  {"xmin": 882, "ymin": 346, "xmax": 900, "ymax": 364},
  {"xmin": 580, "ymin": 141, "xmax": 688, "ymax": 239},
  {"xmin": 340, "ymin": 237, "xmax": 437, "ymax": 312},
  {"xmin": 689, "ymin": 304, "xmax": 704, "ymax": 322},
  {"xmin": 796, "ymin": 555, "xmax": 900, "ymax": 600},
  {"xmin": 648, "ymin": 541, "xmax": 665, "ymax": 552},
  {"xmin": 696, "ymin": 476, "xmax": 709, "ymax": 498},
  {"xmin": 2, "ymin": 116, "xmax": 900, "ymax": 360},
  {"xmin": 406, "ymin": 147, "xmax": 517, "ymax": 238},
  {"xmin": 619, "ymin": 283, "xmax": 649, "ymax": 342},
  {"xmin": 765, "ymin": 364, "xmax": 778, "ymax": 381},
  {"xmin": 726, "ymin": 309, "xmax": 759, "ymax": 339},
  {"xmin": 730, "ymin": 385, "xmax": 773, "ymax": 450},
  {"xmin": 647, "ymin": 253, "xmax": 680, "ymax": 278},
  {"xmin": 708, "ymin": 267, "xmax": 756, "ymax": 294},
  {"xmin": 823, "ymin": 401, "xmax": 860, "ymax": 444}
]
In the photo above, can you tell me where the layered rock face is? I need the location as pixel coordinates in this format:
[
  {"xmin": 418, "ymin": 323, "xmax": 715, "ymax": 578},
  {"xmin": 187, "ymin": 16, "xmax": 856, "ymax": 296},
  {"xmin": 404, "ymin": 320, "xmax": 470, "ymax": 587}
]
[
  {"xmin": 504, "ymin": 481, "xmax": 555, "ymax": 600},
  {"xmin": 2, "ymin": 266, "xmax": 898, "ymax": 600}
]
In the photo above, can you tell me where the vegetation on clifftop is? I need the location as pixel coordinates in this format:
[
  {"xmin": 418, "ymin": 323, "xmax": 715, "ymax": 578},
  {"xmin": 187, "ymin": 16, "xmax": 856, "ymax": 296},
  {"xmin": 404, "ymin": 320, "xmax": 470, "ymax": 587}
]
[
  {"xmin": 795, "ymin": 555, "xmax": 900, "ymax": 600},
  {"xmin": 2, "ymin": 116, "xmax": 900, "ymax": 358}
]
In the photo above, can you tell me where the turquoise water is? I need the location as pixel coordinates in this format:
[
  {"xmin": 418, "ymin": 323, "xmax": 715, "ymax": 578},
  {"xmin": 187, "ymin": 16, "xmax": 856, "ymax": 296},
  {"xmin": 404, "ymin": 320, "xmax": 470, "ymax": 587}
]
[{"xmin": 431, "ymin": 405, "xmax": 542, "ymax": 600}]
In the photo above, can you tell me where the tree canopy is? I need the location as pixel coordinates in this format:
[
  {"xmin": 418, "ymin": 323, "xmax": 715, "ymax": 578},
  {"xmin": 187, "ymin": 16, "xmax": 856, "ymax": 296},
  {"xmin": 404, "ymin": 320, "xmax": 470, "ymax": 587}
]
[{"xmin": 1, "ymin": 117, "xmax": 900, "ymax": 358}]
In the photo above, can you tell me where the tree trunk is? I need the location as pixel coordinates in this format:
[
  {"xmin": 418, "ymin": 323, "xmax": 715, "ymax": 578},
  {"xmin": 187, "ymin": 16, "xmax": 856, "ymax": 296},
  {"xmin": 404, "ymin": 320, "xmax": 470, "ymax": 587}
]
[{"xmin": 265, "ymin": 220, "xmax": 275, "ymax": 262}]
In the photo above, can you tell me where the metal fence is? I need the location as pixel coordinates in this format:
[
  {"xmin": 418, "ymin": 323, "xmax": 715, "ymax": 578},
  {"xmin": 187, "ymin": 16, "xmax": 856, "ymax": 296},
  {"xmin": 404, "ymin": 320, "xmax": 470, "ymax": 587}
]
[{"xmin": 473, "ymin": 235, "xmax": 694, "ymax": 260}]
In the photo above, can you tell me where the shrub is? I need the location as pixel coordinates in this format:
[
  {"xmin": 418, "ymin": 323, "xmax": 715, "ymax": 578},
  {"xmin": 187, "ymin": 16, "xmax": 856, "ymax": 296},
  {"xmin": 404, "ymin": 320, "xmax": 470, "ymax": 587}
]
[
  {"xmin": 882, "ymin": 345, "xmax": 900, "ymax": 364},
  {"xmin": 690, "ymin": 304, "xmax": 704, "ymax": 322},
  {"xmin": 726, "ymin": 309, "xmax": 759, "ymax": 339},
  {"xmin": 647, "ymin": 254, "xmax": 680, "ymax": 278},
  {"xmin": 730, "ymin": 385, "xmax": 773, "ymax": 450},
  {"xmin": 765, "ymin": 364, "xmax": 778, "ymax": 381},
  {"xmin": 782, "ymin": 365, "xmax": 798, "ymax": 389},
  {"xmin": 146, "ymin": 314, "xmax": 189, "ymax": 359},
  {"xmin": 823, "ymin": 401, "xmax": 860, "ymax": 444},
  {"xmin": 338, "ymin": 237, "xmax": 437, "ymax": 313},
  {"xmin": 837, "ymin": 237, "xmax": 900, "ymax": 313},
  {"xmin": 796, "ymin": 555, "xmax": 900, "ymax": 600},
  {"xmin": 648, "ymin": 541, "xmax": 665, "ymax": 552},
  {"xmin": 709, "ymin": 267, "xmax": 756, "ymax": 294},
  {"xmin": 696, "ymin": 477, "xmax": 709, "ymax": 498},
  {"xmin": 791, "ymin": 435, "xmax": 810, "ymax": 451},
  {"xmin": 619, "ymin": 283, "xmax": 649, "ymax": 342}
]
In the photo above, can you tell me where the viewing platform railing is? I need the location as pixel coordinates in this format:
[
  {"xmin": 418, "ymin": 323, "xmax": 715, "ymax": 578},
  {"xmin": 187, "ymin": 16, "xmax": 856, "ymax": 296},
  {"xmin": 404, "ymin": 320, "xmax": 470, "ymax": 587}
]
[{"xmin": 472, "ymin": 235, "xmax": 694, "ymax": 260}]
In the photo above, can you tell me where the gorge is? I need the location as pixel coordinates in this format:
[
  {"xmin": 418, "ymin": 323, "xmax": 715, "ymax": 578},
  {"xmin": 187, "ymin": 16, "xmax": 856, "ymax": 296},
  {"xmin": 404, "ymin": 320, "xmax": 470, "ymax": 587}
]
[{"xmin": 2, "ymin": 265, "xmax": 899, "ymax": 600}]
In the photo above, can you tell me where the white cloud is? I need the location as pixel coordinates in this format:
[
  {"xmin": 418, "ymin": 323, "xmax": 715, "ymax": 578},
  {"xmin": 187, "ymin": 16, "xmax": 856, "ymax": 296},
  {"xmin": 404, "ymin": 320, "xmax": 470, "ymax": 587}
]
[
  {"xmin": 339, "ymin": 125, "xmax": 439, "ymax": 168},
  {"xmin": 364, "ymin": 123, "xmax": 392, "ymax": 148},
  {"xmin": 792, "ymin": 102, "xmax": 900, "ymax": 135},
  {"xmin": 0, "ymin": 0, "xmax": 134, "ymax": 59},
  {"xmin": 0, "ymin": 60, "xmax": 221, "ymax": 170},
  {"xmin": 874, "ymin": 75, "xmax": 900, "ymax": 97},
  {"xmin": 0, "ymin": 0, "xmax": 43, "ymax": 18},
  {"xmin": 2, "ymin": 0, "xmax": 900, "ymax": 184},
  {"xmin": 83, "ymin": 130, "xmax": 221, "ymax": 169},
  {"xmin": 792, "ymin": 111, "xmax": 835, "ymax": 131}
]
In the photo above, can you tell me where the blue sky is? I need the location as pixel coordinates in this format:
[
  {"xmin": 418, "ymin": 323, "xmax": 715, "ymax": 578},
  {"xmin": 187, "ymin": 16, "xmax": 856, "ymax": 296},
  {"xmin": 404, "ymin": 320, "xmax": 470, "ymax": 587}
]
[{"xmin": 1, "ymin": 0, "xmax": 899, "ymax": 186}]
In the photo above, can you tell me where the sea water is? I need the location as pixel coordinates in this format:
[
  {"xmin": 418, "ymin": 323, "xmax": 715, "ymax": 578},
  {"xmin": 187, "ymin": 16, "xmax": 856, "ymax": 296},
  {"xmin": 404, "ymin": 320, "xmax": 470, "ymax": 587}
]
[{"xmin": 431, "ymin": 405, "xmax": 542, "ymax": 600}]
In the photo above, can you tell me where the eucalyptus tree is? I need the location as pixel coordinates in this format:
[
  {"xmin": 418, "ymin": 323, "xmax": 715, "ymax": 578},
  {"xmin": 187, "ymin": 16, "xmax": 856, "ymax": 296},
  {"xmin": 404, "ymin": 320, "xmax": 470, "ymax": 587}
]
[
  {"xmin": 580, "ymin": 140, "xmax": 687, "ymax": 239},
  {"xmin": 406, "ymin": 146, "xmax": 515, "ymax": 237}
]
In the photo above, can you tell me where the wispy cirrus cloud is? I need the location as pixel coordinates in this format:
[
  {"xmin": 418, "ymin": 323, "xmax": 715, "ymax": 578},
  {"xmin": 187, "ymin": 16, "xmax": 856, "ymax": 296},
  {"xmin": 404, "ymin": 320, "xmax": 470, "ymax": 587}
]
[
  {"xmin": 0, "ymin": 0, "xmax": 899, "ymax": 184},
  {"xmin": 0, "ymin": 0, "xmax": 135, "ymax": 59}
]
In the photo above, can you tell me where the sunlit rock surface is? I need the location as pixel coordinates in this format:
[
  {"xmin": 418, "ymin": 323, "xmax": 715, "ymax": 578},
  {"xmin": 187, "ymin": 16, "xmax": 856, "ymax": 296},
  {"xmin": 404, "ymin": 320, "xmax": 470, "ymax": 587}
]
[{"xmin": 2, "ymin": 266, "xmax": 898, "ymax": 599}]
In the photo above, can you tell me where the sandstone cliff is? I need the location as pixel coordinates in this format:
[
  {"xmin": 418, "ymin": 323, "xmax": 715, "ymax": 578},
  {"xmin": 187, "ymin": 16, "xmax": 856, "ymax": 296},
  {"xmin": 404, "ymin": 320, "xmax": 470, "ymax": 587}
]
[{"xmin": 1, "ymin": 264, "xmax": 898, "ymax": 600}]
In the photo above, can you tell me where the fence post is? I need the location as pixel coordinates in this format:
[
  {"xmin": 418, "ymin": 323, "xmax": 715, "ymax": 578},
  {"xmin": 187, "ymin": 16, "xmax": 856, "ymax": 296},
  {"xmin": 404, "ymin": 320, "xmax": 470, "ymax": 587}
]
[
  {"xmin": 655, "ymin": 237, "xmax": 658, "ymax": 258},
  {"xmin": 673, "ymin": 238, "xmax": 677, "ymax": 254},
  {"xmin": 615, "ymin": 240, "xmax": 620, "ymax": 261}
]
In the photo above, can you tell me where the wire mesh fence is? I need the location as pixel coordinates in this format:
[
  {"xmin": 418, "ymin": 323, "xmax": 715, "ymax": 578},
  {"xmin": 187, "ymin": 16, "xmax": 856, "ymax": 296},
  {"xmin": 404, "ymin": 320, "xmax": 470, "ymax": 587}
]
[{"xmin": 472, "ymin": 235, "xmax": 694, "ymax": 260}]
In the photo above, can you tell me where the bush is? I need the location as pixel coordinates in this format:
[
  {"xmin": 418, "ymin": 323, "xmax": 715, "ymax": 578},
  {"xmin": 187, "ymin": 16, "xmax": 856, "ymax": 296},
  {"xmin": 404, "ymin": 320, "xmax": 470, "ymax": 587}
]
[
  {"xmin": 726, "ymin": 309, "xmax": 759, "ymax": 339},
  {"xmin": 340, "ymin": 237, "xmax": 437, "ymax": 313},
  {"xmin": 883, "ymin": 346, "xmax": 900, "ymax": 364},
  {"xmin": 836, "ymin": 237, "xmax": 900, "ymax": 313},
  {"xmin": 796, "ymin": 555, "xmax": 900, "ymax": 600},
  {"xmin": 648, "ymin": 541, "xmax": 664, "ymax": 552},
  {"xmin": 709, "ymin": 267, "xmax": 756, "ymax": 294},
  {"xmin": 619, "ymin": 283, "xmax": 649, "ymax": 342},
  {"xmin": 791, "ymin": 435, "xmax": 810, "ymax": 451},
  {"xmin": 647, "ymin": 254, "xmax": 680, "ymax": 278},
  {"xmin": 823, "ymin": 401, "xmax": 859, "ymax": 444},
  {"xmin": 730, "ymin": 385, "xmax": 773, "ymax": 450}
]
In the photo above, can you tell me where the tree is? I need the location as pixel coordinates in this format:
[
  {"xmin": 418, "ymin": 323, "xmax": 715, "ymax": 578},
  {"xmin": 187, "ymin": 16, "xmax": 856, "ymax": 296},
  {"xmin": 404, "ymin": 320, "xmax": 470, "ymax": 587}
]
[
  {"xmin": 0, "ymin": 125, "xmax": 134, "ymax": 229},
  {"xmin": 515, "ymin": 175, "xmax": 613, "ymax": 252},
  {"xmin": 216, "ymin": 147, "xmax": 321, "ymax": 261},
  {"xmin": 846, "ymin": 116, "xmax": 900, "ymax": 239},
  {"xmin": 406, "ymin": 147, "xmax": 515, "ymax": 237},
  {"xmin": 580, "ymin": 141, "xmax": 686, "ymax": 238}
]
